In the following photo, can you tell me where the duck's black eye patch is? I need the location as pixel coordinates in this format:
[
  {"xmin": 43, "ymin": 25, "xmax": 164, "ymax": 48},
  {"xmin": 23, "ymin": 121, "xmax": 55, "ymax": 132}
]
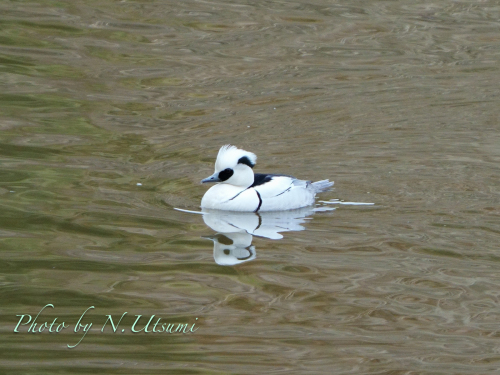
[
  {"xmin": 218, "ymin": 168, "xmax": 234, "ymax": 181},
  {"xmin": 238, "ymin": 156, "xmax": 255, "ymax": 168}
]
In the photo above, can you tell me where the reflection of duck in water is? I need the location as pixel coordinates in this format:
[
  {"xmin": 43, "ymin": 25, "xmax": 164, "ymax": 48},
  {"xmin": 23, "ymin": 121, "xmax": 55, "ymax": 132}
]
[
  {"xmin": 202, "ymin": 207, "xmax": 328, "ymax": 265},
  {"xmin": 201, "ymin": 145, "xmax": 333, "ymax": 212},
  {"xmin": 204, "ymin": 232, "xmax": 256, "ymax": 266},
  {"xmin": 202, "ymin": 207, "xmax": 319, "ymax": 240}
]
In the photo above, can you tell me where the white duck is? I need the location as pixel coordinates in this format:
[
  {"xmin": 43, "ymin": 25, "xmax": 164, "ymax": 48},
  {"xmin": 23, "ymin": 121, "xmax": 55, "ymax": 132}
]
[{"xmin": 201, "ymin": 145, "xmax": 333, "ymax": 212}]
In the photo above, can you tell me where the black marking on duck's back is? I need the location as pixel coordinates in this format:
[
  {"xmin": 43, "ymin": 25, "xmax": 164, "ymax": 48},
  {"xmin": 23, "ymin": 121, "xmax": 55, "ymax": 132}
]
[
  {"xmin": 226, "ymin": 173, "xmax": 291, "ymax": 203},
  {"xmin": 250, "ymin": 173, "xmax": 294, "ymax": 188},
  {"xmin": 275, "ymin": 186, "xmax": 291, "ymax": 196},
  {"xmin": 218, "ymin": 168, "xmax": 234, "ymax": 181},
  {"xmin": 254, "ymin": 191, "xmax": 262, "ymax": 212},
  {"xmin": 238, "ymin": 156, "xmax": 255, "ymax": 168}
]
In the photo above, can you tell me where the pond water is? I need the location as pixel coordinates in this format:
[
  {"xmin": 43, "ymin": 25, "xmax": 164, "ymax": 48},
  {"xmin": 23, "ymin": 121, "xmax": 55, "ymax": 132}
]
[{"xmin": 1, "ymin": 0, "xmax": 499, "ymax": 374}]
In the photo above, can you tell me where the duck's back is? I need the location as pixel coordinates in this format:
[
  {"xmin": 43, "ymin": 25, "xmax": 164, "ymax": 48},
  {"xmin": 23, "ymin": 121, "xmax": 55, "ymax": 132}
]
[{"xmin": 254, "ymin": 174, "xmax": 316, "ymax": 211}]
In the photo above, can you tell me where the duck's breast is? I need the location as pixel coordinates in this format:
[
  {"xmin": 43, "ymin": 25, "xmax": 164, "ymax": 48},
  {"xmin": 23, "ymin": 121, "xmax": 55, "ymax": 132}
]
[{"xmin": 201, "ymin": 184, "xmax": 260, "ymax": 211}]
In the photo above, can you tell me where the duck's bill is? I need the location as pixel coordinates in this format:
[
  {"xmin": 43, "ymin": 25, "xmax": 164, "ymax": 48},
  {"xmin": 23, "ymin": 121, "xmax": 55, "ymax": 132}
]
[{"xmin": 201, "ymin": 173, "xmax": 221, "ymax": 184}]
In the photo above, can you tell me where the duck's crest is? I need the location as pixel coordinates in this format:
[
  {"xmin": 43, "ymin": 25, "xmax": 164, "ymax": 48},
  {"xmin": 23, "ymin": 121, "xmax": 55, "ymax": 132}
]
[{"xmin": 215, "ymin": 145, "xmax": 257, "ymax": 171}]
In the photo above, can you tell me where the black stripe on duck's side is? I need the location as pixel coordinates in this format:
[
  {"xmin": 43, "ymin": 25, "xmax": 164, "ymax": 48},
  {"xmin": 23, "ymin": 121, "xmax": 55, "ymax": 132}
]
[
  {"xmin": 275, "ymin": 186, "xmax": 291, "ymax": 196},
  {"xmin": 254, "ymin": 191, "xmax": 262, "ymax": 212},
  {"xmin": 250, "ymin": 173, "xmax": 293, "ymax": 188}
]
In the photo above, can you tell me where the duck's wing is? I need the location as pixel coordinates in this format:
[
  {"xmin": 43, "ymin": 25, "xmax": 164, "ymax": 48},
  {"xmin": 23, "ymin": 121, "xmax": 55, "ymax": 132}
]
[{"xmin": 253, "ymin": 174, "xmax": 304, "ymax": 199}]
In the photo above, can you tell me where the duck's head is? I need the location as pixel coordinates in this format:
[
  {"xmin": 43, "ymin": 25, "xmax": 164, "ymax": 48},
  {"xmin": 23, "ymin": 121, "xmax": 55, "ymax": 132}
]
[{"xmin": 201, "ymin": 145, "xmax": 256, "ymax": 187}]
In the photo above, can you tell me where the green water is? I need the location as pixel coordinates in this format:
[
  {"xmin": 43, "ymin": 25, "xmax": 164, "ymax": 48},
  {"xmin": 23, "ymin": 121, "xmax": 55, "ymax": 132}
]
[{"xmin": 1, "ymin": 0, "xmax": 500, "ymax": 374}]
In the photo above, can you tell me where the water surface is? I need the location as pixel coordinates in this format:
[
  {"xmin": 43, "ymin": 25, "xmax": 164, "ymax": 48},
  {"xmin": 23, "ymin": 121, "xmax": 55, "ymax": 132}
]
[{"xmin": 1, "ymin": 0, "xmax": 499, "ymax": 374}]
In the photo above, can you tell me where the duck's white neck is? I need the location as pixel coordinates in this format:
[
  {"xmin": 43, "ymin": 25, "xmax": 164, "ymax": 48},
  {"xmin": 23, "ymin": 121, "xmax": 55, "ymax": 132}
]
[{"xmin": 224, "ymin": 164, "xmax": 254, "ymax": 187}]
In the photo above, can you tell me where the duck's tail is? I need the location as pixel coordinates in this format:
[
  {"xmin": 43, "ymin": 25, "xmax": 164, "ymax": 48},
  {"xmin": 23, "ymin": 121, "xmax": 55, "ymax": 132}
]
[{"xmin": 311, "ymin": 179, "xmax": 334, "ymax": 193}]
